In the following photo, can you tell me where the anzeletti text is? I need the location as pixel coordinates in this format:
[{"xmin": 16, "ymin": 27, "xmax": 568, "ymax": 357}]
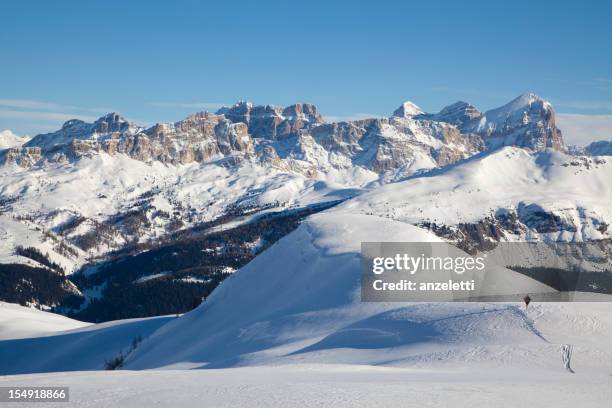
[{"xmin": 372, "ymin": 279, "xmax": 476, "ymax": 291}]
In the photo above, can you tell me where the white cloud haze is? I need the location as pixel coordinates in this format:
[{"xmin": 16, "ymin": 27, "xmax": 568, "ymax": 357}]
[
  {"xmin": 0, "ymin": 99, "xmax": 123, "ymax": 135},
  {"xmin": 556, "ymin": 113, "xmax": 612, "ymax": 146}
]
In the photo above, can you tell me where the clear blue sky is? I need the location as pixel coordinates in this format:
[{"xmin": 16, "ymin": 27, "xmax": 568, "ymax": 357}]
[{"xmin": 1, "ymin": 0, "xmax": 611, "ymax": 144}]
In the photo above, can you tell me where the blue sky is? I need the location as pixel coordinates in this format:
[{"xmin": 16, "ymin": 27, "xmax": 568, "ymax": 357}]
[{"xmin": 1, "ymin": 0, "xmax": 611, "ymax": 144}]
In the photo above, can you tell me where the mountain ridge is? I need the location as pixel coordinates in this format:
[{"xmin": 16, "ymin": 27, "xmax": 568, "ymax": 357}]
[{"xmin": 1, "ymin": 94, "xmax": 573, "ymax": 178}]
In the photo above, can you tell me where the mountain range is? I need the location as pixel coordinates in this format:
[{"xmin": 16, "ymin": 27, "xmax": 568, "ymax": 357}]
[{"xmin": 2, "ymin": 93, "xmax": 566, "ymax": 174}]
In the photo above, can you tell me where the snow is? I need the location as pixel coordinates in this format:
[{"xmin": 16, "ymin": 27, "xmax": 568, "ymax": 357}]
[
  {"xmin": 0, "ymin": 305, "xmax": 175, "ymax": 374},
  {"xmin": 484, "ymin": 93, "xmax": 546, "ymax": 125},
  {"xmin": 0, "ymin": 301, "xmax": 88, "ymax": 340},
  {"xmin": 0, "ymin": 129, "xmax": 29, "ymax": 149},
  {"xmin": 393, "ymin": 101, "xmax": 425, "ymax": 118},
  {"xmin": 178, "ymin": 276, "xmax": 211, "ymax": 283},
  {"xmin": 0, "ymin": 211, "xmax": 611, "ymax": 406},
  {"xmin": 0, "ymin": 215, "xmax": 86, "ymax": 272},
  {"xmin": 0, "ymin": 153, "xmax": 359, "ymax": 269},
  {"xmin": 338, "ymin": 147, "xmax": 612, "ymax": 241},
  {"xmin": 133, "ymin": 272, "xmax": 171, "ymax": 284},
  {"xmin": 1, "ymin": 364, "xmax": 611, "ymax": 408},
  {"xmin": 116, "ymin": 212, "xmax": 611, "ymax": 374}
]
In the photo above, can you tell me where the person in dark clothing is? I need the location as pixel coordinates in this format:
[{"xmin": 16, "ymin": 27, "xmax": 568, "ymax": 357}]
[{"xmin": 523, "ymin": 295, "xmax": 531, "ymax": 309}]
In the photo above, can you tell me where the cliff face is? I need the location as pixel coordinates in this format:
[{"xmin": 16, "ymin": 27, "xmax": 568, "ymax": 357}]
[{"xmin": 418, "ymin": 93, "xmax": 566, "ymax": 152}]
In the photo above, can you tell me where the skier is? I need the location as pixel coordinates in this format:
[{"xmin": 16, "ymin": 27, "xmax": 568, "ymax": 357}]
[{"xmin": 523, "ymin": 294, "xmax": 531, "ymax": 310}]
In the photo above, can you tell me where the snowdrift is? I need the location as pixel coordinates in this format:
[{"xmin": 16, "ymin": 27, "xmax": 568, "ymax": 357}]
[
  {"xmin": 0, "ymin": 301, "xmax": 88, "ymax": 340},
  {"xmin": 0, "ymin": 303, "xmax": 173, "ymax": 375}
]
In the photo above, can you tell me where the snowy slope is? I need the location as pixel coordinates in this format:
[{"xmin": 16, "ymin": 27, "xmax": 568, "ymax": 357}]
[
  {"xmin": 121, "ymin": 212, "xmax": 609, "ymax": 373},
  {"xmin": 0, "ymin": 215, "xmax": 88, "ymax": 272},
  {"xmin": 339, "ymin": 147, "xmax": 611, "ymax": 242},
  {"xmin": 0, "ymin": 301, "xmax": 88, "ymax": 340},
  {"xmin": 2, "ymin": 364, "xmax": 612, "ymax": 408},
  {"xmin": 118, "ymin": 145, "xmax": 612, "ymax": 371},
  {"xmin": 0, "ymin": 308, "xmax": 174, "ymax": 374},
  {"xmin": 1, "ymin": 212, "xmax": 611, "ymax": 378},
  {"xmin": 0, "ymin": 154, "xmax": 356, "ymax": 272}
]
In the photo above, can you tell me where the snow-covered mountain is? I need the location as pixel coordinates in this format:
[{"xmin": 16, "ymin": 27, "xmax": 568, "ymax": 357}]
[
  {"xmin": 0, "ymin": 95, "xmax": 526, "ymax": 271},
  {"xmin": 0, "ymin": 93, "xmax": 611, "ymax": 398},
  {"xmin": 0, "ymin": 129, "xmax": 29, "ymax": 150},
  {"xmin": 418, "ymin": 93, "xmax": 565, "ymax": 151},
  {"xmin": 2, "ymin": 94, "xmax": 566, "ymax": 177},
  {"xmin": 103, "ymin": 142, "xmax": 611, "ymax": 369},
  {"xmin": 585, "ymin": 140, "xmax": 612, "ymax": 156},
  {"xmin": 0, "ymin": 93, "xmax": 608, "ymax": 315},
  {"xmin": 340, "ymin": 146, "xmax": 611, "ymax": 248},
  {"xmin": 2, "ymin": 102, "xmax": 484, "ymax": 179}
]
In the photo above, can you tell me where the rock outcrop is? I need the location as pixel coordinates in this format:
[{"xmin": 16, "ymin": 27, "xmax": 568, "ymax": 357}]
[{"xmin": 420, "ymin": 94, "xmax": 565, "ymax": 152}]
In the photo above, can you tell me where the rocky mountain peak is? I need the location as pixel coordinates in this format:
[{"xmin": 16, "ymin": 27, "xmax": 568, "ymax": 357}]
[
  {"xmin": 4, "ymin": 94, "xmax": 572, "ymax": 173},
  {"xmin": 392, "ymin": 101, "xmax": 424, "ymax": 118},
  {"xmin": 281, "ymin": 103, "xmax": 323, "ymax": 124},
  {"xmin": 485, "ymin": 93, "xmax": 550, "ymax": 122},
  {"xmin": 216, "ymin": 101, "xmax": 324, "ymax": 140},
  {"xmin": 92, "ymin": 112, "xmax": 132, "ymax": 134},
  {"xmin": 417, "ymin": 101, "xmax": 482, "ymax": 127},
  {"xmin": 477, "ymin": 93, "xmax": 564, "ymax": 152},
  {"xmin": 61, "ymin": 119, "xmax": 87, "ymax": 130},
  {"xmin": 215, "ymin": 101, "xmax": 253, "ymax": 123}
]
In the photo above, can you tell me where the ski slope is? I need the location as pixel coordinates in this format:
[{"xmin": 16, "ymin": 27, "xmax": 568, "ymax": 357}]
[
  {"xmin": 0, "ymin": 303, "xmax": 174, "ymax": 374},
  {"xmin": 120, "ymin": 212, "xmax": 612, "ymax": 374},
  {"xmin": 0, "ymin": 301, "xmax": 88, "ymax": 340},
  {"xmin": 1, "ymin": 364, "xmax": 611, "ymax": 408}
]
